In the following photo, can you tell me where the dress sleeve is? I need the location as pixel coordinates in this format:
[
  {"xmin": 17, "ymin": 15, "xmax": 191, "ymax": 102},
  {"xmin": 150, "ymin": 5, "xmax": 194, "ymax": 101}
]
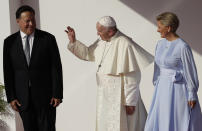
[
  {"xmin": 123, "ymin": 70, "xmax": 141, "ymax": 106},
  {"xmin": 67, "ymin": 39, "xmax": 98, "ymax": 61},
  {"xmin": 153, "ymin": 62, "xmax": 160, "ymax": 86},
  {"xmin": 153, "ymin": 43, "xmax": 160, "ymax": 86},
  {"xmin": 181, "ymin": 44, "xmax": 199, "ymax": 101}
]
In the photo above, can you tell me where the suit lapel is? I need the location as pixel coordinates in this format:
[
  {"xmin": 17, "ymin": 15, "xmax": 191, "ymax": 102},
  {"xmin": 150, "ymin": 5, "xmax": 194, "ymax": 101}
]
[{"xmin": 29, "ymin": 29, "xmax": 40, "ymax": 67}]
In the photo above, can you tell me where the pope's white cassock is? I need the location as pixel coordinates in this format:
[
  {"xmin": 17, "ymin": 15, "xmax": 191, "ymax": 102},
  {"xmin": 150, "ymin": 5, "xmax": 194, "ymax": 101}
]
[{"xmin": 68, "ymin": 30, "xmax": 153, "ymax": 131}]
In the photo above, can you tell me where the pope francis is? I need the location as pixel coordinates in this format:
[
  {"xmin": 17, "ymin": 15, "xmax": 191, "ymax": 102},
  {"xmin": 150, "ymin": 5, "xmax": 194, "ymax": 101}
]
[{"xmin": 65, "ymin": 16, "xmax": 153, "ymax": 131}]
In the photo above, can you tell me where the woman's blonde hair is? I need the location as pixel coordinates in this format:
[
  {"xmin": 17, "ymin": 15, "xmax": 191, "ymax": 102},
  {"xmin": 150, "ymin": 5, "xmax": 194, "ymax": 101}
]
[{"xmin": 156, "ymin": 12, "xmax": 179, "ymax": 33}]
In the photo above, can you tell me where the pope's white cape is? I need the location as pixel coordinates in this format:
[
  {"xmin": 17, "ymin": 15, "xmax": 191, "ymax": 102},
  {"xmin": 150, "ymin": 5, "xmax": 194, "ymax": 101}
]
[{"xmin": 67, "ymin": 31, "xmax": 153, "ymax": 131}]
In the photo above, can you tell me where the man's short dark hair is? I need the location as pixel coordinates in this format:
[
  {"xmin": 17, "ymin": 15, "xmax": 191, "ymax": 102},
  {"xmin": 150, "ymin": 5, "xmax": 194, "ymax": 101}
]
[{"xmin": 16, "ymin": 5, "xmax": 35, "ymax": 19}]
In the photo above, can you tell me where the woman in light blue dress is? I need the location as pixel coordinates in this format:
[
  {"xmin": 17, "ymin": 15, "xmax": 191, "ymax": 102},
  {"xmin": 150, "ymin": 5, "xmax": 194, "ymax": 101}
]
[{"xmin": 144, "ymin": 12, "xmax": 202, "ymax": 131}]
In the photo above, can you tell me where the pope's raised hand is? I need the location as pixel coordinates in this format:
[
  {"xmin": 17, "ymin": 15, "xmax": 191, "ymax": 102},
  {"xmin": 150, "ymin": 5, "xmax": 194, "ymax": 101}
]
[{"xmin": 65, "ymin": 26, "xmax": 76, "ymax": 43}]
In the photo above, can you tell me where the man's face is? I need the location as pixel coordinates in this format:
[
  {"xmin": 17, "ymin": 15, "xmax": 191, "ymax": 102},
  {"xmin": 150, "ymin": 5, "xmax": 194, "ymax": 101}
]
[
  {"xmin": 17, "ymin": 11, "xmax": 36, "ymax": 35},
  {"xmin": 96, "ymin": 23, "xmax": 111, "ymax": 41}
]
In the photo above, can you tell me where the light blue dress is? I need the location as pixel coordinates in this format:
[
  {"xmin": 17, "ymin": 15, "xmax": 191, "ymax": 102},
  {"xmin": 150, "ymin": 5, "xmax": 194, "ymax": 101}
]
[{"xmin": 144, "ymin": 38, "xmax": 202, "ymax": 131}]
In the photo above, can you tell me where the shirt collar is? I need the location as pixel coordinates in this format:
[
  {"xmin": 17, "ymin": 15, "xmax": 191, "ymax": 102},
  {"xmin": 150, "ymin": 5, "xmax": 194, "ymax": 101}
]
[{"xmin": 20, "ymin": 30, "xmax": 35, "ymax": 39}]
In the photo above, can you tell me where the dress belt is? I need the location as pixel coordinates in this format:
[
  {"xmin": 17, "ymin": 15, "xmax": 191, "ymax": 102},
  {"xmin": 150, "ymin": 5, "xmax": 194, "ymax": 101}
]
[
  {"xmin": 160, "ymin": 68, "xmax": 183, "ymax": 83},
  {"xmin": 160, "ymin": 68, "xmax": 176, "ymax": 76}
]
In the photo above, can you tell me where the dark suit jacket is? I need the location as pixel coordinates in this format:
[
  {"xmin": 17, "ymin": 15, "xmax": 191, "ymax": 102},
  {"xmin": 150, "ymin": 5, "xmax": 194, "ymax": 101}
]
[{"xmin": 3, "ymin": 29, "xmax": 63, "ymax": 110}]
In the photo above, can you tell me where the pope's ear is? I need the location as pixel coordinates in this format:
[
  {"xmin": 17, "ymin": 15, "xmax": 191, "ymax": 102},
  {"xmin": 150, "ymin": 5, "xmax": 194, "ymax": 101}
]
[{"xmin": 108, "ymin": 29, "xmax": 114, "ymax": 37}]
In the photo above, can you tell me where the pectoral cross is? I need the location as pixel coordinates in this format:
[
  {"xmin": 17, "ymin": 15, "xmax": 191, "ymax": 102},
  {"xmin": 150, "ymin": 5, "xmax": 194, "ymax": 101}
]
[{"xmin": 97, "ymin": 42, "xmax": 111, "ymax": 72}]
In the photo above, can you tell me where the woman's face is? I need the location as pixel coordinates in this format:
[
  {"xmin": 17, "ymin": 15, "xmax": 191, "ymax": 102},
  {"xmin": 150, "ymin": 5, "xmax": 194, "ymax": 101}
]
[{"xmin": 157, "ymin": 21, "xmax": 170, "ymax": 38}]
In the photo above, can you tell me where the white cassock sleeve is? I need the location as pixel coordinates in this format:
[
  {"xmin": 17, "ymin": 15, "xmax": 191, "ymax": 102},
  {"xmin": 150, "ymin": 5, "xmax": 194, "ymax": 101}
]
[
  {"xmin": 123, "ymin": 70, "xmax": 141, "ymax": 106},
  {"xmin": 67, "ymin": 40, "xmax": 98, "ymax": 61}
]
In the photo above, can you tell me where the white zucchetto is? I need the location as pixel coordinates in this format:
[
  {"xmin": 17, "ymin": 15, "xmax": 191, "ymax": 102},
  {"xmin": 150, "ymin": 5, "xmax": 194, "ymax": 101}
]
[{"xmin": 98, "ymin": 16, "xmax": 116, "ymax": 27}]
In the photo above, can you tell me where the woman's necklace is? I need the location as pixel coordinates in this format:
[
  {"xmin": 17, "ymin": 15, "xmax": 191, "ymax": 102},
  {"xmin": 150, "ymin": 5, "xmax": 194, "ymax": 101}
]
[{"xmin": 97, "ymin": 42, "xmax": 112, "ymax": 72}]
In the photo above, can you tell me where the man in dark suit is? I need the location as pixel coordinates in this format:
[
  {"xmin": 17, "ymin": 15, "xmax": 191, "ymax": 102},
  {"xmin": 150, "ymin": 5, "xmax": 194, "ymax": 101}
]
[{"xmin": 3, "ymin": 5, "xmax": 63, "ymax": 131}]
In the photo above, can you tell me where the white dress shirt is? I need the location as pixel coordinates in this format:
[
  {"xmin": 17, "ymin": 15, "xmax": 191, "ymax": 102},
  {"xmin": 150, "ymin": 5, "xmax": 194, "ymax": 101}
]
[{"xmin": 20, "ymin": 31, "xmax": 35, "ymax": 56}]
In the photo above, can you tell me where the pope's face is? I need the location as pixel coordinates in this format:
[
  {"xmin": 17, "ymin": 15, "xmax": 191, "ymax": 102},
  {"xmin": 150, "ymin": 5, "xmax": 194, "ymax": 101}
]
[
  {"xmin": 17, "ymin": 11, "xmax": 36, "ymax": 35},
  {"xmin": 96, "ymin": 23, "xmax": 111, "ymax": 41},
  {"xmin": 157, "ymin": 21, "xmax": 169, "ymax": 38}
]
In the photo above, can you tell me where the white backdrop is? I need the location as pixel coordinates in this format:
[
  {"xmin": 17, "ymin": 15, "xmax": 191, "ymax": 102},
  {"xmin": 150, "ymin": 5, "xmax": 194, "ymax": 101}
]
[{"xmin": 0, "ymin": 0, "xmax": 201, "ymax": 131}]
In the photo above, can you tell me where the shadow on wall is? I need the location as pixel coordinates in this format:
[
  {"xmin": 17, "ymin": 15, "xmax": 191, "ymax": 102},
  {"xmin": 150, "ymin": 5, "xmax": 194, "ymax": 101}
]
[
  {"xmin": 120, "ymin": 0, "xmax": 202, "ymax": 55},
  {"xmin": 8, "ymin": 0, "xmax": 41, "ymax": 131}
]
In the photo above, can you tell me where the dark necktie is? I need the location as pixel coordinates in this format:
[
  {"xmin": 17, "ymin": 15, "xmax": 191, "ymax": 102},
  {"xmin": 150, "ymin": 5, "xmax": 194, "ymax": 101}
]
[{"xmin": 25, "ymin": 35, "xmax": 30, "ymax": 65}]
